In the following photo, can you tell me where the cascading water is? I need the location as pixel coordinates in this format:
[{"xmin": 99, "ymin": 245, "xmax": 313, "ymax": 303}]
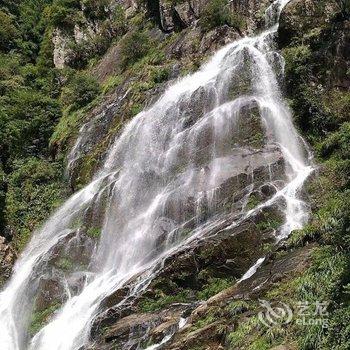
[{"xmin": 0, "ymin": 0, "xmax": 314, "ymax": 349}]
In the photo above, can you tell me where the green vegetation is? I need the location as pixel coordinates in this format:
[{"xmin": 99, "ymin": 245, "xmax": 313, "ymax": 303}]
[
  {"xmin": 56, "ymin": 257, "xmax": 74, "ymax": 270},
  {"xmin": 0, "ymin": 10, "xmax": 18, "ymax": 52},
  {"xmin": 5, "ymin": 158, "xmax": 65, "ymax": 250},
  {"xmin": 87, "ymin": 226, "xmax": 102, "ymax": 239},
  {"xmin": 246, "ymin": 193, "xmax": 261, "ymax": 210},
  {"xmin": 245, "ymin": 2, "xmax": 350, "ymax": 349},
  {"xmin": 255, "ymin": 211, "xmax": 284, "ymax": 232},
  {"xmin": 0, "ymin": 0, "xmax": 68, "ymax": 251},
  {"xmin": 60, "ymin": 72, "xmax": 100, "ymax": 110},
  {"xmin": 0, "ymin": 1, "xmax": 348, "ymax": 349},
  {"xmin": 30, "ymin": 302, "xmax": 61, "ymax": 335},
  {"xmin": 192, "ymin": 306, "xmax": 224, "ymax": 330},
  {"xmin": 102, "ymin": 75, "xmax": 122, "ymax": 95},
  {"xmin": 119, "ymin": 31, "xmax": 151, "ymax": 69},
  {"xmin": 200, "ymin": 0, "xmax": 245, "ymax": 32},
  {"xmin": 139, "ymin": 289, "xmax": 192, "ymax": 312},
  {"xmin": 197, "ymin": 277, "xmax": 233, "ymax": 300}
]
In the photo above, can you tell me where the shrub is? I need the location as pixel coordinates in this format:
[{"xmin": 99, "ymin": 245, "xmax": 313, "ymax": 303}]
[
  {"xmin": 119, "ymin": 31, "xmax": 151, "ymax": 69},
  {"xmin": 0, "ymin": 166, "xmax": 6, "ymax": 234},
  {"xmin": 319, "ymin": 122, "xmax": 350, "ymax": 160},
  {"xmin": 335, "ymin": 0, "xmax": 350, "ymax": 18},
  {"xmin": 6, "ymin": 158, "xmax": 65, "ymax": 250},
  {"xmin": 82, "ymin": 0, "xmax": 110, "ymax": 20},
  {"xmin": 109, "ymin": 4, "xmax": 127, "ymax": 36},
  {"xmin": 0, "ymin": 10, "xmax": 18, "ymax": 52},
  {"xmin": 87, "ymin": 227, "xmax": 101, "ymax": 239},
  {"xmin": 1, "ymin": 89, "xmax": 61, "ymax": 157},
  {"xmin": 200, "ymin": 0, "xmax": 245, "ymax": 32},
  {"xmin": 102, "ymin": 75, "xmax": 122, "ymax": 94},
  {"xmin": 150, "ymin": 66, "xmax": 170, "ymax": 84},
  {"xmin": 45, "ymin": 0, "xmax": 80, "ymax": 27},
  {"xmin": 60, "ymin": 72, "xmax": 100, "ymax": 110}
]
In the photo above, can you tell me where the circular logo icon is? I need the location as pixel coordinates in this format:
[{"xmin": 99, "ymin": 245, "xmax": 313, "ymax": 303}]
[{"xmin": 258, "ymin": 299, "xmax": 293, "ymax": 327}]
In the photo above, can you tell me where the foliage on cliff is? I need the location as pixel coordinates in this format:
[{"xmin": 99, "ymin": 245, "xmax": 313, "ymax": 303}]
[
  {"xmin": 0, "ymin": 0, "xmax": 107, "ymax": 248},
  {"xmin": 278, "ymin": 1, "xmax": 350, "ymax": 348}
]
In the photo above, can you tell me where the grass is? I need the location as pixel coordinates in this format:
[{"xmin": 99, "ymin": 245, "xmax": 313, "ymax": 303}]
[
  {"xmin": 197, "ymin": 277, "xmax": 234, "ymax": 300},
  {"xmin": 138, "ymin": 289, "xmax": 192, "ymax": 313},
  {"xmin": 87, "ymin": 226, "xmax": 102, "ymax": 239},
  {"xmin": 30, "ymin": 302, "xmax": 61, "ymax": 335}
]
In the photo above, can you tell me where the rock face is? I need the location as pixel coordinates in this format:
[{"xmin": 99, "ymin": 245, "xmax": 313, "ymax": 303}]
[
  {"xmin": 279, "ymin": 0, "xmax": 350, "ymax": 89},
  {"xmin": 3, "ymin": 0, "xmax": 321, "ymax": 348},
  {"xmin": 278, "ymin": 0, "xmax": 337, "ymax": 47},
  {"xmin": 0, "ymin": 237, "xmax": 15, "ymax": 287},
  {"xmin": 51, "ymin": 0, "xmax": 272, "ymax": 69},
  {"xmin": 159, "ymin": 0, "xmax": 272, "ymax": 33},
  {"xmin": 90, "ymin": 244, "xmax": 315, "ymax": 349},
  {"xmin": 52, "ymin": 29, "xmax": 70, "ymax": 69},
  {"xmin": 86, "ymin": 137, "xmax": 288, "ymax": 348}
]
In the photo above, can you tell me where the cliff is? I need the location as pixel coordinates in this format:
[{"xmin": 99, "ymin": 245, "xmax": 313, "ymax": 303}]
[{"xmin": 0, "ymin": 0, "xmax": 349, "ymax": 349}]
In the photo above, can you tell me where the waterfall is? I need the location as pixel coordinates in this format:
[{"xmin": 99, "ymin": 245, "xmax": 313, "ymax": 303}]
[{"xmin": 0, "ymin": 0, "xmax": 313, "ymax": 349}]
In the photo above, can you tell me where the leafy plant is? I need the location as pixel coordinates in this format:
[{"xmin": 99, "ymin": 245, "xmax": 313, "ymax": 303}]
[
  {"xmin": 119, "ymin": 31, "xmax": 151, "ymax": 69},
  {"xmin": 200, "ymin": 0, "xmax": 245, "ymax": 32},
  {"xmin": 60, "ymin": 72, "xmax": 100, "ymax": 110}
]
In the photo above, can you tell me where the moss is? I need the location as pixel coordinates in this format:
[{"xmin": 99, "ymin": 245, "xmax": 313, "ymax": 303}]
[
  {"xmin": 227, "ymin": 300, "xmax": 252, "ymax": 317},
  {"xmin": 101, "ymin": 75, "xmax": 123, "ymax": 95},
  {"xmin": 246, "ymin": 194, "xmax": 261, "ymax": 210},
  {"xmin": 50, "ymin": 108, "xmax": 83, "ymax": 151},
  {"xmin": 87, "ymin": 226, "xmax": 102, "ymax": 239},
  {"xmin": 255, "ymin": 215, "xmax": 284, "ymax": 232},
  {"xmin": 192, "ymin": 305, "xmax": 227, "ymax": 331},
  {"xmin": 192, "ymin": 313, "xmax": 216, "ymax": 330},
  {"xmin": 197, "ymin": 277, "xmax": 234, "ymax": 300},
  {"xmin": 138, "ymin": 289, "xmax": 192, "ymax": 312},
  {"xmin": 286, "ymin": 225, "xmax": 319, "ymax": 249},
  {"xmin": 56, "ymin": 257, "xmax": 74, "ymax": 270},
  {"xmin": 74, "ymin": 153, "xmax": 99, "ymax": 189},
  {"xmin": 30, "ymin": 302, "xmax": 61, "ymax": 335},
  {"xmin": 248, "ymin": 338, "xmax": 271, "ymax": 350},
  {"xmin": 50, "ymin": 93, "xmax": 102, "ymax": 154}
]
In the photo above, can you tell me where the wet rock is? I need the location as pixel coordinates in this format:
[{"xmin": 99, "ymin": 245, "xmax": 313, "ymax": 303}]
[
  {"xmin": 279, "ymin": 0, "xmax": 350, "ymax": 89},
  {"xmin": 166, "ymin": 27, "xmax": 202, "ymax": 59},
  {"xmin": 199, "ymin": 26, "xmax": 241, "ymax": 55},
  {"xmin": 168, "ymin": 321, "xmax": 226, "ymax": 350},
  {"xmin": 229, "ymin": 0, "xmax": 274, "ymax": 34},
  {"xmin": 167, "ymin": 245, "xmax": 315, "ymax": 349},
  {"xmin": 94, "ymin": 304, "xmax": 190, "ymax": 349},
  {"xmin": 0, "ymin": 237, "xmax": 16, "ymax": 287},
  {"xmin": 34, "ymin": 275, "xmax": 66, "ymax": 311}
]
